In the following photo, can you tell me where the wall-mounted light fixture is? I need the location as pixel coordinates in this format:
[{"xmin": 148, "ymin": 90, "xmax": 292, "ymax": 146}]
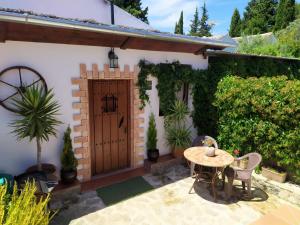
[{"xmin": 108, "ymin": 48, "xmax": 119, "ymax": 68}]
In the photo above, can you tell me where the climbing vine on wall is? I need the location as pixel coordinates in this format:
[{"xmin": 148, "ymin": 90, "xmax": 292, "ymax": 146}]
[
  {"xmin": 137, "ymin": 60, "xmax": 205, "ymax": 115},
  {"xmin": 138, "ymin": 55, "xmax": 300, "ymax": 137}
]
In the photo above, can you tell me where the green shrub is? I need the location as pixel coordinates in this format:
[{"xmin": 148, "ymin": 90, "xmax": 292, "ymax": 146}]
[
  {"xmin": 61, "ymin": 126, "xmax": 78, "ymax": 171},
  {"xmin": 0, "ymin": 182, "xmax": 51, "ymax": 225},
  {"xmin": 214, "ymin": 76, "xmax": 300, "ymax": 180},
  {"xmin": 165, "ymin": 101, "xmax": 191, "ymax": 149},
  {"xmin": 146, "ymin": 113, "xmax": 157, "ymax": 150}
]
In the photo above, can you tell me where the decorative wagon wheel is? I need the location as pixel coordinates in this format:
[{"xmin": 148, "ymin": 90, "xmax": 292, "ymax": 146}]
[{"xmin": 0, "ymin": 66, "xmax": 48, "ymax": 113}]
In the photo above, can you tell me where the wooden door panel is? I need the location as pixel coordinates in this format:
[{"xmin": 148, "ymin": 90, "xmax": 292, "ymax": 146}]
[
  {"xmin": 101, "ymin": 81, "xmax": 112, "ymax": 172},
  {"xmin": 110, "ymin": 81, "xmax": 119, "ymax": 170},
  {"xmin": 93, "ymin": 82, "xmax": 104, "ymax": 174},
  {"xmin": 92, "ymin": 80, "xmax": 130, "ymax": 175},
  {"xmin": 118, "ymin": 80, "xmax": 128, "ymax": 168}
]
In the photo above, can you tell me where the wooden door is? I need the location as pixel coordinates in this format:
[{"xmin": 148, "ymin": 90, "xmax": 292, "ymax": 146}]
[{"xmin": 91, "ymin": 80, "xmax": 130, "ymax": 175}]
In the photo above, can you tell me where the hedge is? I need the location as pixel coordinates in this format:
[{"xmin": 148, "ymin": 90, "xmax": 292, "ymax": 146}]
[
  {"xmin": 192, "ymin": 54, "xmax": 300, "ymax": 137},
  {"xmin": 214, "ymin": 76, "xmax": 300, "ymax": 180}
]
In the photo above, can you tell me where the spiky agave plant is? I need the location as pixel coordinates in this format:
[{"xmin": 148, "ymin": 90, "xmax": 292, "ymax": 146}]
[{"xmin": 10, "ymin": 85, "xmax": 61, "ymax": 171}]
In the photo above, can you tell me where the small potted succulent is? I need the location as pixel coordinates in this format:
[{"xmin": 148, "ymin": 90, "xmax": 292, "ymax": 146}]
[
  {"xmin": 60, "ymin": 126, "xmax": 78, "ymax": 184},
  {"xmin": 147, "ymin": 113, "xmax": 159, "ymax": 162}
]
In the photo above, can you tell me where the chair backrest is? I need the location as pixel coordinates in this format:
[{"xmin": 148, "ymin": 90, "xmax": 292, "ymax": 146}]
[
  {"xmin": 245, "ymin": 152, "xmax": 262, "ymax": 170},
  {"xmin": 192, "ymin": 135, "xmax": 218, "ymax": 149}
]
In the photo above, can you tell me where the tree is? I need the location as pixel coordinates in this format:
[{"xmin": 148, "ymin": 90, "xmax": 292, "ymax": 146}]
[
  {"xmin": 274, "ymin": 0, "xmax": 296, "ymax": 31},
  {"xmin": 11, "ymin": 86, "xmax": 61, "ymax": 171},
  {"xmin": 242, "ymin": 0, "xmax": 278, "ymax": 34},
  {"xmin": 189, "ymin": 7, "xmax": 200, "ymax": 36},
  {"xmin": 229, "ymin": 8, "xmax": 242, "ymax": 37},
  {"xmin": 297, "ymin": 3, "xmax": 300, "ymax": 18},
  {"xmin": 198, "ymin": 3, "xmax": 213, "ymax": 37},
  {"xmin": 61, "ymin": 126, "xmax": 78, "ymax": 172},
  {"xmin": 175, "ymin": 11, "xmax": 184, "ymax": 34},
  {"xmin": 113, "ymin": 0, "xmax": 149, "ymax": 24}
]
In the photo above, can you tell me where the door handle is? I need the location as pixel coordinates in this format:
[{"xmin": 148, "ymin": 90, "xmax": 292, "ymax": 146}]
[{"xmin": 119, "ymin": 116, "xmax": 124, "ymax": 128}]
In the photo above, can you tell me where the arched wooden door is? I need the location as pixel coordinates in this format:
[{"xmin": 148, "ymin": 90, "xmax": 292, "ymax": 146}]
[{"xmin": 90, "ymin": 80, "xmax": 130, "ymax": 175}]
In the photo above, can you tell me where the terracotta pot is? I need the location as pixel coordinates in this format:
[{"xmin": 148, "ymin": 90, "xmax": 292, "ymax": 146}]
[
  {"xmin": 262, "ymin": 167, "xmax": 287, "ymax": 183},
  {"xmin": 147, "ymin": 149, "xmax": 160, "ymax": 162},
  {"xmin": 172, "ymin": 147, "xmax": 184, "ymax": 159},
  {"xmin": 60, "ymin": 169, "xmax": 77, "ymax": 184}
]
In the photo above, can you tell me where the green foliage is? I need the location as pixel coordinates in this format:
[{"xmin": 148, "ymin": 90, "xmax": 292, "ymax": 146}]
[
  {"xmin": 297, "ymin": 3, "xmax": 300, "ymax": 18},
  {"xmin": 276, "ymin": 19, "xmax": 300, "ymax": 58},
  {"xmin": 192, "ymin": 54, "xmax": 300, "ymax": 138},
  {"xmin": 242, "ymin": 0, "xmax": 278, "ymax": 34},
  {"xmin": 137, "ymin": 60, "xmax": 194, "ymax": 115},
  {"xmin": 146, "ymin": 113, "xmax": 157, "ymax": 150},
  {"xmin": 198, "ymin": 3, "xmax": 213, "ymax": 37},
  {"xmin": 237, "ymin": 35, "xmax": 280, "ymax": 56},
  {"xmin": 112, "ymin": 0, "xmax": 149, "ymax": 24},
  {"xmin": 61, "ymin": 126, "xmax": 78, "ymax": 171},
  {"xmin": 10, "ymin": 85, "xmax": 61, "ymax": 170},
  {"xmin": 175, "ymin": 11, "xmax": 184, "ymax": 35},
  {"xmin": 237, "ymin": 19, "xmax": 300, "ymax": 58},
  {"xmin": 165, "ymin": 101, "xmax": 191, "ymax": 149},
  {"xmin": 0, "ymin": 182, "xmax": 52, "ymax": 225},
  {"xmin": 214, "ymin": 76, "xmax": 300, "ymax": 179},
  {"xmin": 189, "ymin": 7, "xmax": 200, "ymax": 36},
  {"xmin": 229, "ymin": 8, "xmax": 242, "ymax": 37},
  {"xmin": 274, "ymin": 0, "xmax": 296, "ymax": 31}
]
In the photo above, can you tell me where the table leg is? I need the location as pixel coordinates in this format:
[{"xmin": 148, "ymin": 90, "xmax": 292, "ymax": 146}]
[
  {"xmin": 190, "ymin": 162, "xmax": 195, "ymax": 177},
  {"xmin": 211, "ymin": 167, "xmax": 218, "ymax": 201}
]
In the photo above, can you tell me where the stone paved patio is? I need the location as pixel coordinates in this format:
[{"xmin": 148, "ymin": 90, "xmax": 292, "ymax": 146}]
[{"xmin": 51, "ymin": 165, "xmax": 300, "ymax": 225}]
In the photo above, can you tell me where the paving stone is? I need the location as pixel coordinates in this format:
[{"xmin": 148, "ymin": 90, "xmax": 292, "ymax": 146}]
[{"xmin": 51, "ymin": 164, "xmax": 300, "ymax": 225}]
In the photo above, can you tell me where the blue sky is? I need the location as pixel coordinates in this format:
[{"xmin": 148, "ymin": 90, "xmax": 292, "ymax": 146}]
[{"xmin": 142, "ymin": 0, "xmax": 300, "ymax": 35}]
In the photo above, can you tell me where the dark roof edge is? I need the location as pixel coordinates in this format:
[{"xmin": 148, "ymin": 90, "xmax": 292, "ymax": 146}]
[{"xmin": 0, "ymin": 8, "xmax": 235, "ymax": 48}]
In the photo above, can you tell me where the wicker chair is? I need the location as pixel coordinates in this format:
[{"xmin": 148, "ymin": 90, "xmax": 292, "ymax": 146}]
[
  {"xmin": 224, "ymin": 152, "xmax": 262, "ymax": 198},
  {"xmin": 189, "ymin": 136, "xmax": 218, "ymax": 176}
]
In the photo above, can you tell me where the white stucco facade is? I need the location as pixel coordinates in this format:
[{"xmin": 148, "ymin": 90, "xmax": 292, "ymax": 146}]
[
  {"xmin": 0, "ymin": 40, "xmax": 207, "ymax": 176},
  {"xmin": 0, "ymin": 0, "xmax": 152, "ymax": 30},
  {"xmin": 0, "ymin": 0, "xmax": 213, "ymax": 177}
]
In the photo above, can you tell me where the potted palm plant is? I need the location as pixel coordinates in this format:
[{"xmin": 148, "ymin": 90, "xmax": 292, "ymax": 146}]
[
  {"xmin": 11, "ymin": 85, "xmax": 61, "ymax": 172},
  {"xmin": 165, "ymin": 100, "xmax": 191, "ymax": 158},
  {"xmin": 147, "ymin": 113, "xmax": 159, "ymax": 162},
  {"xmin": 61, "ymin": 126, "xmax": 78, "ymax": 183}
]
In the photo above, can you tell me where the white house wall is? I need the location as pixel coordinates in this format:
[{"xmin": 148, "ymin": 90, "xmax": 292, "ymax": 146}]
[
  {"xmin": 0, "ymin": 0, "xmax": 152, "ymax": 30},
  {"xmin": 0, "ymin": 40, "xmax": 207, "ymax": 176}
]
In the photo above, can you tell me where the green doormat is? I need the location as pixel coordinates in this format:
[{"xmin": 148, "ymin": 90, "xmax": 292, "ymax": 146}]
[{"xmin": 96, "ymin": 176, "xmax": 154, "ymax": 206}]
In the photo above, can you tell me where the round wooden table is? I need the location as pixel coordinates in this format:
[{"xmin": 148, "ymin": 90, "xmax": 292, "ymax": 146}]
[{"xmin": 184, "ymin": 147, "xmax": 234, "ymax": 201}]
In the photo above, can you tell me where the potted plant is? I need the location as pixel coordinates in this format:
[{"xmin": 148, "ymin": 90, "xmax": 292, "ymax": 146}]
[
  {"xmin": 165, "ymin": 100, "xmax": 191, "ymax": 158},
  {"xmin": 11, "ymin": 85, "xmax": 61, "ymax": 172},
  {"xmin": 147, "ymin": 113, "xmax": 159, "ymax": 162},
  {"xmin": 60, "ymin": 126, "xmax": 78, "ymax": 184}
]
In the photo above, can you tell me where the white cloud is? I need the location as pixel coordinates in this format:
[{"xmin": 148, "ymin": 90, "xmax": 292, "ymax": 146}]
[{"xmin": 143, "ymin": 0, "xmax": 199, "ymax": 32}]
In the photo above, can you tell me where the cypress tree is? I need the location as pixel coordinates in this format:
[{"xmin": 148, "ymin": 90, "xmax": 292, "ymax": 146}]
[
  {"xmin": 174, "ymin": 22, "xmax": 179, "ymax": 34},
  {"xmin": 189, "ymin": 7, "xmax": 200, "ymax": 36},
  {"xmin": 229, "ymin": 8, "xmax": 242, "ymax": 37},
  {"xmin": 242, "ymin": 0, "xmax": 278, "ymax": 34},
  {"xmin": 178, "ymin": 11, "xmax": 184, "ymax": 34},
  {"xmin": 274, "ymin": 0, "xmax": 296, "ymax": 31},
  {"xmin": 198, "ymin": 2, "xmax": 213, "ymax": 37}
]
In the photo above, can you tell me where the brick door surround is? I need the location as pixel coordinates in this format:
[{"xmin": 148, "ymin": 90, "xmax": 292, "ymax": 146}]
[{"xmin": 71, "ymin": 64, "xmax": 145, "ymax": 181}]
